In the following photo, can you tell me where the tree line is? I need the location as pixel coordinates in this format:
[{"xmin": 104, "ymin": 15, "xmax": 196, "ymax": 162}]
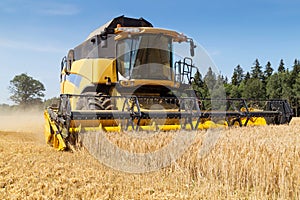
[
  {"xmin": 0, "ymin": 73, "xmax": 58, "ymax": 112},
  {"xmin": 2, "ymin": 59, "xmax": 300, "ymax": 116},
  {"xmin": 192, "ymin": 58, "xmax": 300, "ymax": 116}
]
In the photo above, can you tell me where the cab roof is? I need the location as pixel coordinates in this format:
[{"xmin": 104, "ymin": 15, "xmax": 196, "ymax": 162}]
[{"xmin": 86, "ymin": 15, "xmax": 153, "ymax": 41}]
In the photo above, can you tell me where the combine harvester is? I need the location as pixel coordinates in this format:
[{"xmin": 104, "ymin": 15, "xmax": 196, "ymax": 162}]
[{"xmin": 44, "ymin": 16, "xmax": 293, "ymax": 151}]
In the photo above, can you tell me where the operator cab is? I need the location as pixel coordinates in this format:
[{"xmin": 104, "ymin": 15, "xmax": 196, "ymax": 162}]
[
  {"xmin": 63, "ymin": 15, "xmax": 197, "ymax": 89},
  {"xmin": 116, "ymin": 34, "xmax": 173, "ymax": 80},
  {"xmin": 115, "ymin": 26, "xmax": 197, "ymax": 86}
]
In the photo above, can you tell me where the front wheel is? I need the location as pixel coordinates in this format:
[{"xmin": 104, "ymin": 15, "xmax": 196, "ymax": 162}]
[{"xmin": 76, "ymin": 92, "xmax": 113, "ymax": 110}]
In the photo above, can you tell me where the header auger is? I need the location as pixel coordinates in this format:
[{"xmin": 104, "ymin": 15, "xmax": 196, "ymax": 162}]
[{"xmin": 44, "ymin": 16, "xmax": 293, "ymax": 151}]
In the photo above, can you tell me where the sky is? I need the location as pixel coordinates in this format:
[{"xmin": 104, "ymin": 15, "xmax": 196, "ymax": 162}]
[{"xmin": 0, "ymin": 0, "xmax": 300, "ymax": 104}]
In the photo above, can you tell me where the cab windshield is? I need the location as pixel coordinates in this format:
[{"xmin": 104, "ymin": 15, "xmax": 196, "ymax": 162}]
[{"xmin": 117, "ymin": 34, "xmax": 173, "ymax": 80}]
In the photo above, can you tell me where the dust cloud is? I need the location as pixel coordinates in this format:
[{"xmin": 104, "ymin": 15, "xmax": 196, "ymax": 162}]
[{"xmin": 0, "ymin": 108, "xmax": 45, "ymax": 143}]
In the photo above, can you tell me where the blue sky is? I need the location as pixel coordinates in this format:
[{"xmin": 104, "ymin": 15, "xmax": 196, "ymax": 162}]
[{"xmin": 0, "ymin": 0, "xmax": 299, "ymax": 104}]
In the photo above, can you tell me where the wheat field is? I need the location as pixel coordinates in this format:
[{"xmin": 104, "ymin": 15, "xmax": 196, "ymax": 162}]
[{"xmin": 0, "ymin": 112, "xmax": 299, "ymax": 199}]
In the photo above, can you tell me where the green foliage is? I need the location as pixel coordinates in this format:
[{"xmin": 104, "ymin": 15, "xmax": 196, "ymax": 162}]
[
  {"xmin": 192, "ymin": 67, "xmax": 226, "ymax": 99},
  {"xmin": 192, "ymin": 71, "xmax": 208, "ymax": 98},
  {"xmin": 264, "ymin": 61, "xmax": 273, "ymax": 78},
  {"xmin": 293, "ymin": 74, "xmax": 300, "ymax": 99},
  {"xmin": 266, "ymin": 73, "xmax": 283, "ymax": 99},
  {"xmin": 224, "ymin": 84, "xmax": 233, "ymax": 97},
  {"xmin": 290, "ymin": 59, "xmax": 300, "ymax": 85},
  {"xmin": 8, "ymin": 73, "xmax": 45, "ymax": 106},
  {"xmin": 242, "ymin": 78, "xmax": 265, "ymax": 99},
  {"xmin": 231, "ymin": 65, "xmax": 244, "ymax": 86},
  {"xmin": 211, "ymin": 75, "xmax": 226, "ymax": 99},
  {"xmin": 203, "ymin": 67, "xmax": 216, "ymax": 92},
  {"xmin": 277, "ymin": 59, "xmax": 286, "ymax": 73},
  {"xmin": 244, "ymin": 72, "xmax": 251, "ymax": 82},
  {"xmin": 191, "ymin": 58, "xmax": 300, "ymax": 116},
  {"xmin": 43, "ymin": 97, "xmax": 60, "ymax": 108},
  {"xmin": 192, "ymin": 71, "xmax": 202, "ymax": 97},
  {"xmin": 251, "ymin": 59, "xmax": 264, "ymax": 80},
  {"xmin": 229, "ymin": 85, "xmax": 242, "ymax": 98}
]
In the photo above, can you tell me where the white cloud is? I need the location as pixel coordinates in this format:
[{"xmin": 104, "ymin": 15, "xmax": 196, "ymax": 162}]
[
  {"xmin": 0, "ymin": 37, "xmax": 65, "ymax": 53},
  {"xmin": 37, "ymin": 2, "xmax": 80, "ymax": 16}
]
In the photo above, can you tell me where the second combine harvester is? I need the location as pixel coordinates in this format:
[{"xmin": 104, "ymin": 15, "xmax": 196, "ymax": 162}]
[{"xmin": 44, "ymin": 16, "xmax": 293, "ymax": 150}]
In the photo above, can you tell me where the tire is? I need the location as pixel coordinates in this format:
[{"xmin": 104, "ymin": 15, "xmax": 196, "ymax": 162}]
[
  {"xmin": 76, "ymin": 92, "xmax": 113, "ymax": 110},
  {"xmin": 230, "ymin": 118, "xmax": 242, "ymax": 127}
]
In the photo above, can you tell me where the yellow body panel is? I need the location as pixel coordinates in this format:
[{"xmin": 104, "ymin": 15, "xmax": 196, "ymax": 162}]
[
  {"xmin": 91, "ymin": 59, "xmax": 117, "ymax": 83},
  {"xmin": 61, "ymin": 58, "xmax": 117, "ymax": 94},
  {"xmin": 241, "ymin": 117, "xmax": 267, "ymax": 126}
]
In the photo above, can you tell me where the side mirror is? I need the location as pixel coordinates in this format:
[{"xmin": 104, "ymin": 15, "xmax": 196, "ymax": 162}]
[
  {"xmin": 189, "ymin": 39, "xmax": 196, "ymax": 57},
  {"xmin": 61, "ymin": 56, "xmax": 67, "ymax": 72},
  {"xmin": 60, "ymin": 56, "xmax": 67, "ymax": 81}
]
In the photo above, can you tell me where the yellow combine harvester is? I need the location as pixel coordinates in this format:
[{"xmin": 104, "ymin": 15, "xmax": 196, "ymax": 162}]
[{"xmin": 44, "ymin": 16, "xmax": 293, "ymax": 150}]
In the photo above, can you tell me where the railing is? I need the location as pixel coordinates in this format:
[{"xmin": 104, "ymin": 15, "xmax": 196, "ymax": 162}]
[{"xmin": 174, "ymin": 57, "xmax": 197, "ymax": 84}]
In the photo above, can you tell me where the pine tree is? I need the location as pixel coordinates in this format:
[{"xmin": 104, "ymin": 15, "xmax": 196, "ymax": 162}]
[
  {"xmin": 211, "ymin": 74, "xmax": 226, "ymax": 99},
  {"xmin": 224, "ymin": 76, "xmax": 229, "ymax": 84},
  {"xmin": 292, "ymin": 73, "xmax": 300, "ymax": 116},
  {"xmin": 264, "ymin": 61, "xmax": 273, "ymax": 79},
  {"xmin": 278, "ymin": 59, "xmax": 285, "ymax": 73},
  {"xmin": 231, "ymin": 65, "xmax": 244, "ymax": 86},
  {"xmin": 220, "ymin": 75, "xmax": 228, "ymax": 84},
  {"xmin": 249, "ymin": 59, "xmax": 266, "ymax": 99},
  {"xmin": 192, "ymin": 71, "xmax": 204, "ymax": 98},
  {"xmin": 204, "ymin": 67, "xmax": 216, "ymax": 92},
  {"xmin": 261, "ymin": 61, "xmax": 273, "ymax": 99},
  {"xmin": 291, "ymin": 59, "xmax": 300, "ymax": 85},
  {"xmin": 281, "ymin": 72, "xmax": 293, "ymax": 102},
  {"xmin": 295, "ymin": 73, "xmax": 300, "ymax": 93},
  {"xmin": 251, "ymin": 59, "xmax": 264, "ymax": 80},
  {"xmin": 244, "ymin": 72, "xmax": 251, "ymax": 82},
  {"xmin": 289, "ymin": 59, "xmax": 300, "ymax": 115}
]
